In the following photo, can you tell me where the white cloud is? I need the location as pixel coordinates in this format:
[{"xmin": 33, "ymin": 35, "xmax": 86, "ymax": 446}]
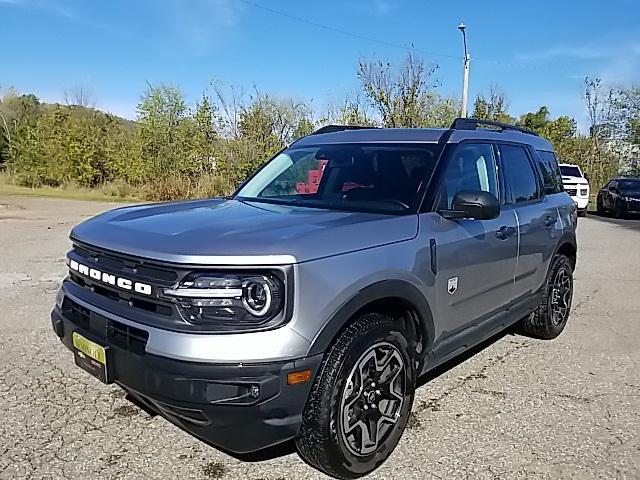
[
  {"xmin": 373, "ymin": 0, "xmax": 397, "ymax": 15},
  {"xmin": 1, "ymin": 0, "xmax": 77, "ymax": 18},
  {"xmin": 597, "ymin": 41, "xmax": 640, "ymax": 84},
  {"xmin": 515, "ymin": 45, "xmax": 607, "ymax": 62},
  {"xmin": 166, "ymin": 0, "xmax": 246, "ymax": 54},
  {"xmin": 514, "ymin": 38, "xmax": 640, "ymax": 85}
]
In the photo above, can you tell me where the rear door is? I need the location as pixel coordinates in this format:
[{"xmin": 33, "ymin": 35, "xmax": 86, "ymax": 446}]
[
  {"xmin": 426, "ymin": 141, "xmax": 518, "ymax": 338},
  {"xmin": 498, "ymin": 143, "xmax": 560, "ymax": 299}
]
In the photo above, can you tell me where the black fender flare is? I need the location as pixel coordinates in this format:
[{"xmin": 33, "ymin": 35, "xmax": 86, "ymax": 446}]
[
  {"xmin": 307, "ymin": 280, "xmax": 435, "ymax": 357},
  {"xmin": 554, "ymin": 230, "xmax": 577, "ymax": 267}
]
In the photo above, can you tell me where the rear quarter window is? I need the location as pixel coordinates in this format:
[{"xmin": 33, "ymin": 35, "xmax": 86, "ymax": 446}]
[{"xmin": 536, "ymin": 150, "xmax": 564, "ymax": 194}]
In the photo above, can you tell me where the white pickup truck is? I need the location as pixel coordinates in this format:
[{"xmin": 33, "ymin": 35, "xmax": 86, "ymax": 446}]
[{"xmin": 559, "ymin": 163, "xmax": 590, "ymax": 216}]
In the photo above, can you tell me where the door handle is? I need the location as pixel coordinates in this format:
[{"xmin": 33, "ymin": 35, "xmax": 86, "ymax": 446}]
[
  {"xmin": 544, "ymin": 215, "xmax": 556, "ymax": 227},
  {"xmin": 496, "ymin": 225, "xmax": 516, "ymax": 240}
]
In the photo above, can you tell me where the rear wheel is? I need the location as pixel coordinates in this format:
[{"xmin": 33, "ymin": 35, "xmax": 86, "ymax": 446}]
[
  {"xmin": 296, "ymin": 313, "xmax": 416, "ymax": 479},
  {"xmin": 519, "ymin": 254, "xmax": 573, "ymax": 340}
]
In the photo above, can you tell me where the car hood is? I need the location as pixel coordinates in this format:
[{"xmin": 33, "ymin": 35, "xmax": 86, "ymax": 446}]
[
  {"xmin": 70, "ymin": 198, "xmax": 419, "ymax": 265},
  {"xmin": 562, "ymin": 176, "xmax": 589, "ymax": 185}
]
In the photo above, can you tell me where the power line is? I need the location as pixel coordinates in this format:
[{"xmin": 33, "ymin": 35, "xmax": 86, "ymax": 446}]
[{"xmin": 239, "ymin": 0, "xmax": 462, "ymax": 61}]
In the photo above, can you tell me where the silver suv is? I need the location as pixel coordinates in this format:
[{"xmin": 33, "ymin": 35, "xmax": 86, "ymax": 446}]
[{"xmin": 51, "ymin": 118, "xmax": 577, "ymax": 479}]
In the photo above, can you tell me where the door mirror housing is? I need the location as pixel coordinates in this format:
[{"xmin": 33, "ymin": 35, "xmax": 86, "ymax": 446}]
[{"xmin": 440, "ymin": 191, "xmax": 500, "ymax": 220}]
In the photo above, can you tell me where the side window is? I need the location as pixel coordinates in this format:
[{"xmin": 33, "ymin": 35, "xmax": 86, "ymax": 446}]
[
  {"xmin": 499, "ymin": 144, "xmax": 541, "ymax": 204},
  {"xmin": 536, "ymin": 150, "xmax": 563, "ymax": 194},
  {"xmin": 441, "ymin": 143, "xmax": 499, "ymax": 209},
  {"xmin": 609, "ymin": 181, "xmax": 618, "ymax": 191}
]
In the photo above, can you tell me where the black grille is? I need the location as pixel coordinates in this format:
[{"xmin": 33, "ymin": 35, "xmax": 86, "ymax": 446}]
[
  {"xmin": 69, "ymin": 272, "xmax": 174, "ymax": 317},
  {"xmin": 565, "ymin": 187, "xmax": 577, "ymax": 196},
  {"xmin": 68, "ymin": 243, "xmax": 179, "ymax": 318},
  {"xmin": 73, "ymin": 244, "xmax": 178, "ymax": 285},
  {"xmin": 62, "ymin": 297, "xmax": 149, "ymax": 355}
]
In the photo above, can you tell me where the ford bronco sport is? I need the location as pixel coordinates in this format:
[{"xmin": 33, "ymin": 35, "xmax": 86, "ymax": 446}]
[{"xmin": 52, "ymin": 118, "xmax": 577, "ymax": 479}]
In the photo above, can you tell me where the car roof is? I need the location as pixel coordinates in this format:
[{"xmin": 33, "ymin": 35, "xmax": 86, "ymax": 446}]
[{"xmin": 293, "ymin": 126, "xmax": 554, "ymax": 151}]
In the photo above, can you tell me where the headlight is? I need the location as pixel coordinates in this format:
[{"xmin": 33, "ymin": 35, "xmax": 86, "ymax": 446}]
[
  {"xmin": 163, "ymin": 272, "xmax": 285, "ymax": 330},
  {"xmin": 580, "ymin": 188, "xmax": 588, "ymax": 196}
]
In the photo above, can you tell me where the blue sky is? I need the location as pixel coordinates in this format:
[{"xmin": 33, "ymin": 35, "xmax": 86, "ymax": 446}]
[{"xmin": 2, "ymin": 0, "xmax": 639, "ymax": 129}]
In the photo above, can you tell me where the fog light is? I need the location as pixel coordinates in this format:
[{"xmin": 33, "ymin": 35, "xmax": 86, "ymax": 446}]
[
  {"xmin": 55, "ymin": 287, "xmax": 65, "ymax": 309},
  {"xmin": 249, "ymin": 385, "xmax": 260, "ymax": 399}
]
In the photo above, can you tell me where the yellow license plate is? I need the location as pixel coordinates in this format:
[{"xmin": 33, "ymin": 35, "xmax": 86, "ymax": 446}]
[{"xmin": 72, "ymin": 332, "xmax": 106, "ymax": 364}]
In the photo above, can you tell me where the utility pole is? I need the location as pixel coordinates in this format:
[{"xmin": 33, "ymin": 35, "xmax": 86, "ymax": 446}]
[{"xmin": 458, "ymin": 22, "xmax": 470, "ymax": 118}]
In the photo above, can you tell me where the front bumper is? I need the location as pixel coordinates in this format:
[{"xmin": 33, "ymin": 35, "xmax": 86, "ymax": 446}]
[
  {"xmin": 623, "ymin": 199, "xmax": 640, "ymax": 213},
  {"xmin": 570, "ymin": 195, "xmax": 589, "ymax": 210},
  {"xmin": 51, "ymin": 302, "xmax": 322, "ymax": 454}
]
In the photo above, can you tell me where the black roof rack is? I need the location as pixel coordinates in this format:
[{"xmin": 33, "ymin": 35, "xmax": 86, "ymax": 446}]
[
  {"xmin": 451, "ymin": 118, "xmax": 539, "ymax": 137},
  {"xmin": 309, "ymin": 124, "xmax": 378, "ymax": 136}
]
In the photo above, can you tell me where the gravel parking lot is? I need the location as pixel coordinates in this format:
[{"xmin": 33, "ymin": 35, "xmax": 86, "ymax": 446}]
[{"xmin": 1, "ymin": 196, "xmax": 639, "ymax": 480}]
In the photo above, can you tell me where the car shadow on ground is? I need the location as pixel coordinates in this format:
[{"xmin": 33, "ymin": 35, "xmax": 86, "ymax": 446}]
[
  {"xmin": 228, "ymin": 327, "xmax": 518, "ymax": 463},
  {"xmin": 586, "ymin": 209, "xmax": 640, "ymax": 231}
]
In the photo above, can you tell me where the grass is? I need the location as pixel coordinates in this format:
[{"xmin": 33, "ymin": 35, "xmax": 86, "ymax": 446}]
[
  {"xmin": 0, "ymin": 171, "xmax": 234, "ymax": 203},
  {"xmin": 0, "ymin": 172, "xmax": 142, "ymax": 202}
]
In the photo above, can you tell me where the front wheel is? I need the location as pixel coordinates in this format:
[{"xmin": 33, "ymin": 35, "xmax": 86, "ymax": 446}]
[
  {"xmin": 596, "ymin": 197, "xmax": 605, "ymax": 216},
  {"xmin": 296, "ymin": 313, "xmax": 416, "ymax": 479}
]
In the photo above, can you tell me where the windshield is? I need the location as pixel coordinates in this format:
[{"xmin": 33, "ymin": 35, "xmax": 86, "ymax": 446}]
[
  {"xmin": 560, "ymin": 165, "xmax": 582, "ymax": 178},
  {"xmin": 619, "ymin": 179, "xmax": 640, "ymax": 191},
  {"xmin": 235, "ymin": 143, "xmax": 441, "ymax": 214}
]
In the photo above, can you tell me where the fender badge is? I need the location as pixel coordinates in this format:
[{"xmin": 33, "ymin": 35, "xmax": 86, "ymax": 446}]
[{"xmin": 448, "ymin": 277, "xmax": 458, "ymax": 294}]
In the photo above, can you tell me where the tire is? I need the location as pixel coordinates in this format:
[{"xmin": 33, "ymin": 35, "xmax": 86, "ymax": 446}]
[
  {"xmin": 596, "ymin": 197, "xmax": 605, "ymax": 216},
  {"xmin": 578, "ymin": 208, "xmax": 587, "ymax": 217},
  {"xmin": 296, "ymin": 313, "xmax": 416, "ymax": 479},
  {"xmin": 519, "ymin": 254, "xmax": 573, "ymax": 340}
]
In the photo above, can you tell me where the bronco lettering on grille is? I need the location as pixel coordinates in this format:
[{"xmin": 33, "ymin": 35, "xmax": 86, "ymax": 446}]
[{"xmin": 69, "ymin": 259, "xmax": 152, "ymax": 295}]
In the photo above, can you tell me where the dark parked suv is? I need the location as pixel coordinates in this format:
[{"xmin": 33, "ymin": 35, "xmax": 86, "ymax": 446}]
[
  {"xmin": 596, "ymin": 177, "xmax": 640, "ymax": 218},
  {"xmin": 52, "ymin": 118, "xmax": 577, "ymax": 479}
]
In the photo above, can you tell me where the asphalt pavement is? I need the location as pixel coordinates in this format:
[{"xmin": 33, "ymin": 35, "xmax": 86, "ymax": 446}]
[{"xmin": 1, "ymin": 196, "xmax": 639, "ymax": 479}]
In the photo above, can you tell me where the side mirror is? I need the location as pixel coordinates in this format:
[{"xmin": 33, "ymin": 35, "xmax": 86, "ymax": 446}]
[
  {"xmin": 440, "ymin": 191, "xmax": 500, "ymax": 220},
  {"xmin": 583, "ymin": 172, "xmax": 590, "ymax": 182}
]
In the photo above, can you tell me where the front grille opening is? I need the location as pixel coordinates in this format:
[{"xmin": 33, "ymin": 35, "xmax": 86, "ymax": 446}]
[
  {"xmin": 93, "ymin": 284, "xmax": 121, "ymax": 302},
  {"xmin": 130, "ymin": 298, "xmax": 173, "ymax": 316},
  {"xmin": 69, "ymin": 274, "xmax": 174, "ymax": 317},
  {"xmin": 72, "ymin": 245, "xmax": 178, "ymax": 285},
  {"xmin": 62, "ymin": 297, "xmax": 149, "ymax": 355},
  {"xmin": 70, "ymin": 273, "xmax": 86, "ymax": 287},
  {"xmin": 107, "ymin": 322, "xmax": 149, "ymax": 355},
  {"xmin": 63, "ymin": 297, "xmax": 90, "ymax": 330}
]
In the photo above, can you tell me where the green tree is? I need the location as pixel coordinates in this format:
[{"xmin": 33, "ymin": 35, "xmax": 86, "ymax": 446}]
[
  {"xmin": 0, "ymin": 90, "xmax": 42, "ymax": 164},
  {"xmin": 518, "ymin": 107, "xmax": 576, "ymax": 145},
  {"xmin": 472, "ymin": 85, "xmax": 515, "ymax": 124},
  {"xmin": 358, "ymin": 53, "xmax": 442, "ymax": 128},
  {"xmin": 134, "ymin": 84, "xmax": 194, "ymax": 180}
]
